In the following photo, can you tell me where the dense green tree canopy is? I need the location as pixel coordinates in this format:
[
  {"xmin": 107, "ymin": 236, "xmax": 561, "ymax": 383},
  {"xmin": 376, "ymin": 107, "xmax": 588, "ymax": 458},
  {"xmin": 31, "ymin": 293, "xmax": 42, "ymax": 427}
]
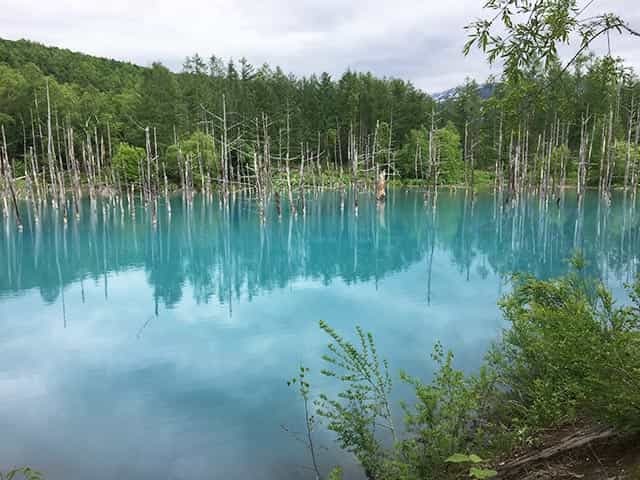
[
  {"xmin": 112, "ymin": 143, "xmax": 145, "ymax": 183},
  {"xmin": 0, "ymin": 36, "xmax": 639, "ymax": 191}
]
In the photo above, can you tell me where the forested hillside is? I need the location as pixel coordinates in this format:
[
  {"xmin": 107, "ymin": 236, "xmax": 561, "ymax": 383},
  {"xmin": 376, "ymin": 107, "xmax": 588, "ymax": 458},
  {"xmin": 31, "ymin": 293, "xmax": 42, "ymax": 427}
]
[
  {"xmin": 0, "ymin": 38, "xmax": 433, "ymax": 169},
  {"xmin": 0, "ymin": 37, "xmax": 639, "ymax": 195},
  {"xmin": 0, "ymin": 38, "xmax": 143, "ymax": 91}
]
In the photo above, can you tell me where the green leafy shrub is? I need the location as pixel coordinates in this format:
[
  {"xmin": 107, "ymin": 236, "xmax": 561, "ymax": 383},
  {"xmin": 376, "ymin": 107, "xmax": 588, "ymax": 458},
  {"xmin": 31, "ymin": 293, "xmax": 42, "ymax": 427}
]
[
  {"xmin": 435, "ymin": 122, "xmax": 464, "ymax": 185},
  {"xmin": 165, "ymin": 131, "xmax": 219, "ymax": 185},
  {"xmin": 492, "ymin": 264, "xmax": 640, "ymax": 431},
  {"xmin": 112, "ymin": 142, "xmax": 145, "ymax": 184},
  {"xmin": 395, "ymin": 123, "xmax": 464, "ymax": 185},
  {"xmin": 396, "ymin": 129, "xmax": 430, "ymax": 179},
  {"xmin": 398, "ymin": 343, "xmax": 497, "ymax": 479},
  {"xmin": 445, "ymin": 453, "xmax": 497, "ymax": 479},
  {"xmin": 470, "ymin": 169, "xmax": 493, "ymax": 186},
  {"xmin": 316, "ymin": 320, "xmax": 395, "ymax": 479},
  {"xmin": 312, "ymin": 321, "xmax": 500, "ymax": 480},
  {"xmin": 294, "ymin": 261, "xmax": 640, "ymax": 479}
]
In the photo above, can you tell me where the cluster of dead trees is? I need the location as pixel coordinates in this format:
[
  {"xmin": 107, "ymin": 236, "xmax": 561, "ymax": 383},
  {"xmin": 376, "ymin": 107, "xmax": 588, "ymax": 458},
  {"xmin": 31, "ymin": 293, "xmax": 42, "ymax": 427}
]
[
  {"xmin": 489, "ymin": 105, "xmax": 640, "ymax": 206},
  {"xmin": 2, "ymin": 86, "xmax": 640, "ymax": 232}
]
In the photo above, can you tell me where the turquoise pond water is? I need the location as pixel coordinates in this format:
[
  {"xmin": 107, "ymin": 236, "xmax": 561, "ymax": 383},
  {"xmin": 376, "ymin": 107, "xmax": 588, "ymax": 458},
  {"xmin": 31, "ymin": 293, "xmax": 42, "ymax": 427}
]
[{"xmin": 0, "ymin": 189, "xmax": 638, "ymax": 479}]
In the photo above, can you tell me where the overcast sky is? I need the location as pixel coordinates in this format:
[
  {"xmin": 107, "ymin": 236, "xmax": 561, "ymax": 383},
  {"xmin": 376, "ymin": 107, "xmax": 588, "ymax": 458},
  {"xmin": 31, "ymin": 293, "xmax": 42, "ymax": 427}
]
[{"xmin": 2, "ymin": 0, "xmax": 640, "ymax": 93}]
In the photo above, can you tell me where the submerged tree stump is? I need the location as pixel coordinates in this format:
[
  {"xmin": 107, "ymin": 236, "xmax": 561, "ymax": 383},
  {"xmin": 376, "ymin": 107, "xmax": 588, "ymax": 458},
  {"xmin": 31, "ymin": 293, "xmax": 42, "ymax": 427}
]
[{"xmin": 376, "ymin": 170, "xmax": 386, "ymax": 203}]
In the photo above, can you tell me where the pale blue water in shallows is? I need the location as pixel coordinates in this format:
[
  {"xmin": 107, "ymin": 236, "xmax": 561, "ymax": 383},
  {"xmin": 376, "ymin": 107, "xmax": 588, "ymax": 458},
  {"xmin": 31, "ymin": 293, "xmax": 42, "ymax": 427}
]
[{"xmin": 0, "ymin": 190, "xmax": 639, "ymax": 480}]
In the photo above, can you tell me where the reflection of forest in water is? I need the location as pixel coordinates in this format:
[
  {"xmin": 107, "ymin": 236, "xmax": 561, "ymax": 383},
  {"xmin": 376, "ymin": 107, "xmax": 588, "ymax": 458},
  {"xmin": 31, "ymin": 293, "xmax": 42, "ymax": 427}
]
[{"xmin": 1, "ymin": 189, "xmax": 639, "ymax": 308}]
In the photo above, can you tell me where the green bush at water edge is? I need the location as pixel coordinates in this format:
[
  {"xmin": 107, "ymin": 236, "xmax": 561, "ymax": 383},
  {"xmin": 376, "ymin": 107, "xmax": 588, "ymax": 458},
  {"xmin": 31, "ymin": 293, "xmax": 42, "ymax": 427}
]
[{"xmin": 293, "ymin": 258, "xmax": 640, "ymax": 479}]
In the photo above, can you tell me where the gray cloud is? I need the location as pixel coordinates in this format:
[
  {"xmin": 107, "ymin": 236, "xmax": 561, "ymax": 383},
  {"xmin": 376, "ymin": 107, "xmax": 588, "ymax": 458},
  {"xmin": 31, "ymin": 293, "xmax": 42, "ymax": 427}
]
[{"xmin": 1, "ymin": 0, "xmax": 639, "ymax": 92}]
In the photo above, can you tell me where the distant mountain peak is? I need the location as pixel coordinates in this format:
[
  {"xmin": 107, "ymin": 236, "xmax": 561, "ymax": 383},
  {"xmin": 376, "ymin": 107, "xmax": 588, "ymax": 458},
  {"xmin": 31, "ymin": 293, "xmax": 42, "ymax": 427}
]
[
  {"xmin": 431, "ymin": 87, "xmax": 458, "ymax": 102},
  {"xmin": 431, "ymin": 83, "xmax": 495, "ymax": 102}
]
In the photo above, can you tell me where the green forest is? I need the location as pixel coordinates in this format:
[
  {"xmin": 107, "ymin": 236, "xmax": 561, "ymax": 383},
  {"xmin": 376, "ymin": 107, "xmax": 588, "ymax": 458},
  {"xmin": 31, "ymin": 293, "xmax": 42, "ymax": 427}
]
[{"xmin": 1, "ymin": 27, "xmax": 639, "ymax": 203}]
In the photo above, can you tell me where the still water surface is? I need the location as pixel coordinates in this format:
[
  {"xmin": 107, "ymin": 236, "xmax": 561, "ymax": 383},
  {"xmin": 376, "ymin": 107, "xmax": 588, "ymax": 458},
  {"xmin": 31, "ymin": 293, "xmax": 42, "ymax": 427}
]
[{"xmin": 0, "ymin": 190, "xmax": 638, "ymax": 479}]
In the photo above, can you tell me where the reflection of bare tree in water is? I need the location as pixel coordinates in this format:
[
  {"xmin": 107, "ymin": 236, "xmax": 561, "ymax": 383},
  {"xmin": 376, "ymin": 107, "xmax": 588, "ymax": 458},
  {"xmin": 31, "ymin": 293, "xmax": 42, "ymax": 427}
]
[
  {"xmin": 374, "ymin": 198, "xmax": 384, "ymax": 290},
  {"xmin": 459, "ymin": 188, "xmax": 473, "ymax": 282},
  {"xmin": 102, "ymin": 204, "xmax": 109, "ymax": 301},
  {"xmin": 72, "ymin": 215, "xmax": 85, "ymax": 304},
  {"xmin": 223, "ymin": 196, "xmax": 232, "ymax": 319},
  {"xmin": 426, "ymin": 192, "xmax": 437, "ymax": 306},
  {"xmin": 53, "ymin": 208, "xmax": 66, "ymax": 327},
  {"xmin": 353, "ymin": 191, "xmax": 358, "ymax": 276},
  {"xmin": 574, "ymin": 195, "xmax": 584, "ymax": 253},
  {"xmin": 621, "ymin": 193, "xmax": 639, "ymax": 283},
  {"xmin": 1, "ymin": 190, "xmax": 638, "ymax": 313},
  {"xmin": 4, "ymin": 216, "xmax": 12, "ymax": 287}
]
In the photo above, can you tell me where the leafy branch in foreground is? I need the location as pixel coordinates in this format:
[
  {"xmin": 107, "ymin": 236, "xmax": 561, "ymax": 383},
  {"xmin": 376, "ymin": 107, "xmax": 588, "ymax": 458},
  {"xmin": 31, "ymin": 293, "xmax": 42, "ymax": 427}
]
[
  {"xmin": 445, "ymin": 453, "xmax": 497, "ymax": 479},
  {"xmin": 315, "ymin": 320, "xmax": 396, "ymax": 479},
  {"xmin": 312, "ymin": 321, "xmax": 499, "ymax": 480},
  {"xmin": 0, "ymin": 467, "xmax": 43, "ymax": 480},
  {"xmin": 398, "ymin": 343, "xmax": 498, "ymax": 479},
  {"xmin": 464, "ymin": 0, "xmax": 640, "ymax": 80},
  {"xmin": 287, "ymin": 365, "xmax": 322, "ymax": 480}
]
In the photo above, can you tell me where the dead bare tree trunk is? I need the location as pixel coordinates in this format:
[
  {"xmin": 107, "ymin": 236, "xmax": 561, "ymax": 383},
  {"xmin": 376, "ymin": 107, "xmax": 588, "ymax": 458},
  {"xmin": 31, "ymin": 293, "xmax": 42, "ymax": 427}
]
[
  {"xmin": 145, "ymin": 127, "xmax": 157, "ymax": 226},
  {"xmin": 495, "ymin": 113, "xmax": 503, "ymax": 192},
  {"xmin": 45, "ymin": 80, "xmax": 58, "ymax": 208},
  {"xmin": 624, "ymin": 98, "xmax": 634, "ymax": 191},
  {"xmin": 299, "ymin": 142, "xmax": 306, "ymax": 216},
  {"xmin": 1, "ymin": 126, "xmax": 23, "ymax": 230},
  {"xmin": 285, "ymin": 113, "xmax": 295, "ymax": 215},
  {"xmin": 376, "ymin": 170, "xmax": 386, "ymax": 203}
]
